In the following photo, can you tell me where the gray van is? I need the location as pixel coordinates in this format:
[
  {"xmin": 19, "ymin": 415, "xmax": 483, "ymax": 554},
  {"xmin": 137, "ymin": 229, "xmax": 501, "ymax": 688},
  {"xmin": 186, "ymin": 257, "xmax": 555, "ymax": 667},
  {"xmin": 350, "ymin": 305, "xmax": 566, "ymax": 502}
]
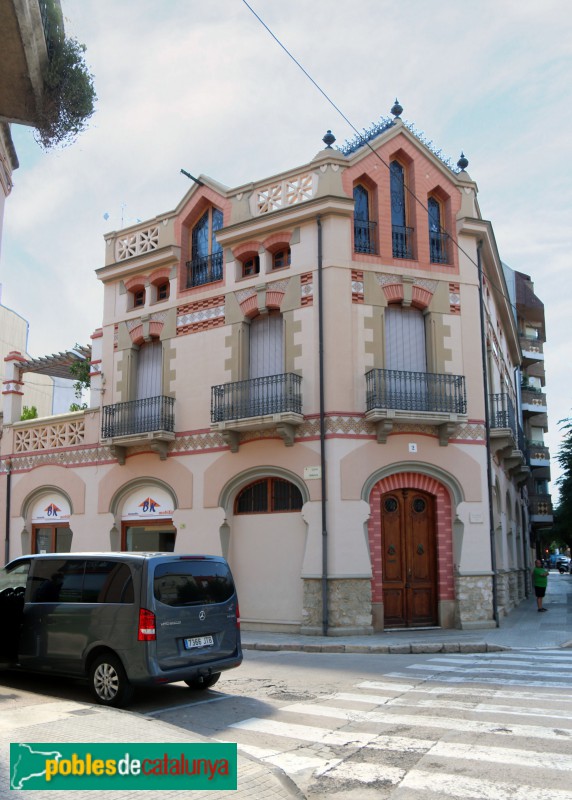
[{"xmin": 0, "ymin": 553, "xmax": 242, "ymax": 707}]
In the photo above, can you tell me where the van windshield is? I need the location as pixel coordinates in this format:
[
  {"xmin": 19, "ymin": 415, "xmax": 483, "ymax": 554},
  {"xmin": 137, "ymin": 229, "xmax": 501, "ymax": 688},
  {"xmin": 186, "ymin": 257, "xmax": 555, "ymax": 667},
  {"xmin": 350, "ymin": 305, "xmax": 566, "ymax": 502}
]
[{"xmin": 154, "ymin": 560, "xmax": 234, "ymax": 606}]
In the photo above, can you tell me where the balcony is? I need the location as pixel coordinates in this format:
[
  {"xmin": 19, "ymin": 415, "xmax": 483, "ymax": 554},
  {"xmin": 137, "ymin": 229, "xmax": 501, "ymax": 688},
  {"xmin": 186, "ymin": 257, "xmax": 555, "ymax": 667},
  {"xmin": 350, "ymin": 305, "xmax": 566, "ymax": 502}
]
[
  {"xmin": 354, "ymin": 220, "xmax": 377, "ymax": 254},
  {"xmin": 489, "ymin": 393, "xmax": 529, "ymax": 480},
  {"xmin": 365, "ymin": 369, "xmax": 467, "ymax": 444},
  {"xmin": 519, "ymin": 334, "xmax": 544, "ymax": 367},
  {"xmin": 521, "ymin": 387, "xmax": 547, "ymax": 419},
  {"xmin": 211, "ymin": 373, "xmax": 303, "ymax": 451},
  {"xmin": 429, "ymin": 231, "xmax": 448, "ymax": 264},
  {"xmin": 101, "ymin": 396, "xmax": 175, "ymax": 463},
  {"xmin": 186, "ymin": 252, "xmax": 223, "ymax": 288},
  {"xmin": 392, "ymin": 225, "xmax": 414, "ymax": 259},
  {"xmin": 528, "ymin": 493, "xmax": 553, "ymax": 523}
]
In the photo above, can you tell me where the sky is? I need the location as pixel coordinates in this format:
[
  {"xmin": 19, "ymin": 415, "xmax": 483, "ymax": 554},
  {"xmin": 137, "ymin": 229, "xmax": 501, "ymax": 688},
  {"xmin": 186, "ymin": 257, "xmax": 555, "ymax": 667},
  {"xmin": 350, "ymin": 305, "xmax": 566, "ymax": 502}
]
[{"xmin": 1, "ymin": 0, "xmax": 571, "ymax": 495}]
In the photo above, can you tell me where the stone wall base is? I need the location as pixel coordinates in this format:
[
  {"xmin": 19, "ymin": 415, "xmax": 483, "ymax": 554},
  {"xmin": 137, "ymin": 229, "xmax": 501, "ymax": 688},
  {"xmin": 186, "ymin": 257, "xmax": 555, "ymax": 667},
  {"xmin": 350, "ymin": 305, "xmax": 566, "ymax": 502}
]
[
  {"xmin": 455, "ymin": 573, "xmax": 495, "ymax": 627},
  {"xmin": 302, "ymin": 578, "xmax": 373, "ymax": 635}
]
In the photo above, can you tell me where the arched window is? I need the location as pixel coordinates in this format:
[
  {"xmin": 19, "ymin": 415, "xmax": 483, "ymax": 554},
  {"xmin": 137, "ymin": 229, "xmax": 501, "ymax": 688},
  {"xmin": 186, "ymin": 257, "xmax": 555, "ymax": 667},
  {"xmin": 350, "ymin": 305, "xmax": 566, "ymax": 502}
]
[
  {"xmin": 235, "ymin": 478, "xmax": 303, "ymax": 514},
  {"xmin": 272, "ymin": 247, "xmax": 291, "ymax": 270},
  {"xmin": 428, "ymin": 196, "xmax": 448, "ymax": 264},
  {"xmin": 353, "ymin": 184, "xmax": 376, "ymax": 254},
  {"xmin": 390, "ymin": 161, "xmax": 412, "ymax": 258},
  {"xmin": 187, "ymin": 207, "xmax": 223, "ymax": 287}
]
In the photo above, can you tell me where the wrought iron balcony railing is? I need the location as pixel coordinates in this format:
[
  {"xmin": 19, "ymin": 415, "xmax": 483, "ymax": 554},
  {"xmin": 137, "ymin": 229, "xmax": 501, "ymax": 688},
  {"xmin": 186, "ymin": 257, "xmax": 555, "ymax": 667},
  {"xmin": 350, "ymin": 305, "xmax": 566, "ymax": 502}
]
[
  {"xmin": 429, "ymin": 231, "xmax": 448, "ymax": 264},
  {"xmin": 489, "ymin": 393, "xmax": 517, "ymax": 437},
  {"xmin": 211, "ymin": 373, "xmax": 302, "ymax": 423},
  {"xmin": 101, "ymin": 396, "xmax": 175, "ymax": 438},
  {"xmin": 392, "ymin": 225, "xmax": 414, "ymax": 259},
  {"xmin": 354, "ymin": 220, "xmax": 377, "ymax": 254},
  {"xmin": 186, "ymin": 251, "xmax": 224, "ymax": 288},
  {"xmin": 366, "ymin": 369, "xmax": 466, "ymax": 414}
]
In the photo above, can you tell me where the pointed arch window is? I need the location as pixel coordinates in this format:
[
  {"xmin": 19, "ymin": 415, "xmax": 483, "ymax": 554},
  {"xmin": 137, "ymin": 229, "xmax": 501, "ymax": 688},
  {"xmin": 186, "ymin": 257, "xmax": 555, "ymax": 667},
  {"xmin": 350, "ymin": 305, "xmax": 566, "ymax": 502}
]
[
  {"xmin": 428, "ymin": 197, "xmax": 448, "ymax": 264},
  {"xmin": 353, "ymin": 184, "xmax": 376, "ymax": 254},
  {"xmin": 235, "ymin": 478, "xmax": 303, "ymax": 514},
  {"xmin": 187, "ymin": 207, "xmax": 223, "ymax": 287},
  {"xmin": 390, "ymin": 161, "xmax": 413, "ymax": 259}
]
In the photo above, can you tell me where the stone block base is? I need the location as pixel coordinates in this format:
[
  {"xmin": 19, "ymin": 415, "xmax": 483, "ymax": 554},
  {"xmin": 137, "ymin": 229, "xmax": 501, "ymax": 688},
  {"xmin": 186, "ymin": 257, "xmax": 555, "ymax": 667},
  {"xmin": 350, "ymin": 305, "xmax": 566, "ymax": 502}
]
[
  {"xmin": 302, "ymin": 578, "xmax": 373, "ymax": 635},
  {"xmin": 455, "ymin": 573, "xmax": 494, "ymax": 627}
]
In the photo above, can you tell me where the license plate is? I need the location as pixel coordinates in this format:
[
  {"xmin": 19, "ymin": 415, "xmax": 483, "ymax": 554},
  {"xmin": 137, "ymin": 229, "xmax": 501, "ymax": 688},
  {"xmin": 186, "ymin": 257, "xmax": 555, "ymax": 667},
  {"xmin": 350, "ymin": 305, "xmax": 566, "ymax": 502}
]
[{"xmin": 184, "ymin": 635, "xmax": 214, "ymax": 650}]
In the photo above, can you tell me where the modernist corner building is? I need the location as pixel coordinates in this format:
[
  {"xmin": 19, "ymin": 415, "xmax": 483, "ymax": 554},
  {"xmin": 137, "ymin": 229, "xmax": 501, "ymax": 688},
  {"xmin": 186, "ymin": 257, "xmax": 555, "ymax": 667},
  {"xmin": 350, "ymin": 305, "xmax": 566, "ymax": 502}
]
[{"xmin": 0, "ymin": 102, "xmax": 553, "ymax": 634}]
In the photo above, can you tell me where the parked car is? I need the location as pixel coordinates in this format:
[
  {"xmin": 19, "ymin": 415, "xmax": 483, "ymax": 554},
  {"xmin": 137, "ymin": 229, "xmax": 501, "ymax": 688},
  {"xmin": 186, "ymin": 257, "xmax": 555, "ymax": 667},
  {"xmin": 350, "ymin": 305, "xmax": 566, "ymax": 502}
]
[{"xmin": 0, "ymin": 552, "xmax": 242, "ymax": 707}]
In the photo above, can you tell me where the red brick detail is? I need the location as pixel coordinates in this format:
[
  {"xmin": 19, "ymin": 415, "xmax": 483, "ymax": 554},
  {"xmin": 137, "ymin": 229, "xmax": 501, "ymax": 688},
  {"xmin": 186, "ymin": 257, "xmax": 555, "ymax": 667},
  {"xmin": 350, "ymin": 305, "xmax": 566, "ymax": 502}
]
[
  {"xmin": 149, "ymin": 267, "xmax": 171, "ymax": 284},
  {"xmin": 266, "ymin": 290, "xmax": 285, "ymax": 309},
  {"xmin": 449, "ymin": 282, "xmax": 461, "ymax": 315},
  {"xmin": 91, "ymin": 329, "xmax": 103, "ymax": 340},
  {"xmin": 412, "ymin": 285, "xmax": 434, "ymax": 309},
  {"xmin": 178, "ymin": 295, "xmax": 225, "ymax": 316},
  {"xmin": 129, "ymin": 325, "xmax": 144, "ymax": 345},
  {"xmin": 232, "ymin": 241, "xmax": 263, "ymax": 261},
  {"xmin": 300, "ymin": 271, "xmax": 313, "ymax": 307},
  {"xmin": 382, "ymin": 283, "xmax": 404, "ymax": 303},
  {"xmin": 262, "ymin": 232, "xmax": 292, "ymax": 251},
  {"xmin": 4, "ymin": 351, "xmax": 27, "ymax": 363},
  {"xmin": 351, "ymin": 269, "xmax": 364, "ymax": 304},
  {"xmin": 149, "ymin": 321, "xmax": 164, "ymax": 338},
  {"xmin": 124, "ymin": 274, "xmax": 146, "ymax": 292},
  {"xmin": 368, "ymin": 472, "xmax": 455, "ymax": 605},
  {"xmin": 177, "ymin": 317, "xmax": 226, "ymax": 336},
  {"xmin": 239, "ymin": 295, "xmax": 258, "ymax": 317}
]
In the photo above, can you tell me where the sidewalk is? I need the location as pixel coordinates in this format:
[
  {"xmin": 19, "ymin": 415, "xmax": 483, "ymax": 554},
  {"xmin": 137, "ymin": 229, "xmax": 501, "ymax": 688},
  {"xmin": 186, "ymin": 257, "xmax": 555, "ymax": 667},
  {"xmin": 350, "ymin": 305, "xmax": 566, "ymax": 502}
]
[{"xmin": 1, "ymin": 576, "xmax": 570, "ymax": 799}]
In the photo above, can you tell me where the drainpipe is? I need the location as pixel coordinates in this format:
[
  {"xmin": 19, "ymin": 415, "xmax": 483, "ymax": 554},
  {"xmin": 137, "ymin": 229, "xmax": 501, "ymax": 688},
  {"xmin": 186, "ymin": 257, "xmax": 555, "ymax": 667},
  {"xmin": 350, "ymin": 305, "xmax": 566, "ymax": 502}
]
[
  {"xmin": 477, "ymin": 242, "xmax": 500, "ymax": 627},
  {"xmin": 4, "ymin": 460, "xmax": 12, "ymax": 565},
  {"xmin": 317, "ymin": 216, "xmax": 328, "ymax": 636},
  {"xmin": 515, "ymin": 365, "xmax": 530, "ymax": 597}
]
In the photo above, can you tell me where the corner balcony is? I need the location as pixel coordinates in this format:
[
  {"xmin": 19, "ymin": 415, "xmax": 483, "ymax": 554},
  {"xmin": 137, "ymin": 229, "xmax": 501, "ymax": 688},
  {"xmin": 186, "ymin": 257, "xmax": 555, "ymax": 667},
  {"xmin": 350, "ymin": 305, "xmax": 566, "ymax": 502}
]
[
  {"xmin": 365, "ymin": 369, "xmax": 467, "ymax": 445},
  {"xmin": 528, "ymin": 494, "xmax": 553, "ymax": 524},
  {"xmin": 101, "ymin": 396, "xmax": 175, "ymax": 463},
  {"xmin": 521, "ymin": 387, "xmax": 548, "ymax": 424},
  {"xmin": 211, "ymin": 373, "xmax": 303, "ymax": 451},
  {"xmin": 519, "ymin": 334, "xmax": 544, "ymax": 367},
  {"xmin": 489, "ymin": 393, "xmax": 529, "ymax": 481}
]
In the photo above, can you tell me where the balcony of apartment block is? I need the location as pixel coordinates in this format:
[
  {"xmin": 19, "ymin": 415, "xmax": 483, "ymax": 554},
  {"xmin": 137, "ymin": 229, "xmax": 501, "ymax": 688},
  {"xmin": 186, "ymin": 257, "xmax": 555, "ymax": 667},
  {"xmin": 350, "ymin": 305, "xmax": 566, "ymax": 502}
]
[
  {"xmin": 365, "ymin": 369, "xmax": 467, "ymax": 444},
  {"xmin": 526, "ymin": 440, "xmax": 551, "ymax": 481},
  {"xmin": 0, "ymin": 0, "xmax": 60, "ymax": 126},
  {"xmin": 488, "ymin": 393, "xmax": 529, "ymax": 481},
  {"xmin": 520, "ymin": 385, "xmax": 548, "ymax": 421},
  {"xmin": 528, "ymin": 493, "xmax": 553, "ymax": 524},
  {"xmin": 519, "ymin": 333, "xmax": 544, "ymax": 368},
  {"xmin": 211, "ymin": 373, "xmax": 303, "ymax": 451},
  {"xmin": 100, "ymin": 396, "xmax": 175, "ymax": 463}
]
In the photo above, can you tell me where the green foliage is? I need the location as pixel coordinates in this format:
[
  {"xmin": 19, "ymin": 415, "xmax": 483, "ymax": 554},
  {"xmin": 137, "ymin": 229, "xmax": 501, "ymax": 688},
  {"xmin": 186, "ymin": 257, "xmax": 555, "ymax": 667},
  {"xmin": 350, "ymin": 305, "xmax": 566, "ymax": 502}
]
[
  {"xmin": 20, "ymin": 405, "xmax": 38, "ymax": 421},
  {"xmin": 551, "ymin": 415, "xmax": 572, "ymax": 549},
  {"xmin": 35, "ymin": 15, "xmax": 96, "ymax": 150},
  {"xmin": 69, "ymin": 349, "xmax": 91, "ymax": 412}
]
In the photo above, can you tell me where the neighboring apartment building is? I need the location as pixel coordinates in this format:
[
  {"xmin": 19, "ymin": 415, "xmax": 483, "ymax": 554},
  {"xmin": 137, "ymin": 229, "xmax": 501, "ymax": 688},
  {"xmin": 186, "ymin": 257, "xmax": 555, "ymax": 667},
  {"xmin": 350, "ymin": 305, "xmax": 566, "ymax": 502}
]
[{"xmin": 0, "ymin": 103, "xmax": 551, "ymax": 633}]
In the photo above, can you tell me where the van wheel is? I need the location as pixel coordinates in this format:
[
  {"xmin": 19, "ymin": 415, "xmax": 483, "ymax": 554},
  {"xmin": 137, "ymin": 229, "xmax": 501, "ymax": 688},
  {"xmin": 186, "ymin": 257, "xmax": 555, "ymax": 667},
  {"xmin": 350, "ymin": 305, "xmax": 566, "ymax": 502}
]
[
  {"xmin": 184, "ymin": 672, "xmax": 221, "ymax": 690},
  {"xmin": 89, "ymin": 654, "xmax": 134, "ymax": 707}
]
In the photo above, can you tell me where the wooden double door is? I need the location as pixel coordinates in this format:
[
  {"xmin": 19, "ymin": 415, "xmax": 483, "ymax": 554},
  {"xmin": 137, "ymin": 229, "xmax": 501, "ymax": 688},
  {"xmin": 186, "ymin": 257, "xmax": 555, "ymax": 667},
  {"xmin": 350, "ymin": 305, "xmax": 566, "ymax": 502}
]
[{"xmin": 381, "ymin": 489, "xmax": 438, "ymax": 628}]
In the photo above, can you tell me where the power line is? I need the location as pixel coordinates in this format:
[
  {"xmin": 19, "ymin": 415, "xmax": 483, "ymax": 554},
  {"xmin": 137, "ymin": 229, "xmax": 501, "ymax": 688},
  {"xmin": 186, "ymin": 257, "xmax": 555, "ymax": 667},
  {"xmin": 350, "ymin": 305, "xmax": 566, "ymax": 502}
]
[{"xmin": 240, "ymin": 0, "xmax": 521, "ymax": 322}]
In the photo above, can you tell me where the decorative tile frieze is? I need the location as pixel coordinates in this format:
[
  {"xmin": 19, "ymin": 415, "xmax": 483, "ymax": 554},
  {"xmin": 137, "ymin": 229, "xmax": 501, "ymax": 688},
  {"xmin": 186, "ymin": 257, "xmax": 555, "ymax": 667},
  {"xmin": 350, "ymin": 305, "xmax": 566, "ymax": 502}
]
[
  {"xmin": 300, "ymin": 272, "xmax": 314, "ymax": 306},
  {"xmin": 449, "ymin": 282, "xmax": 461, "ymax": 314},
  {"xmin": 177, "ymin": 295, "xmax": 226, "ymax": 335},
  {"xmin": 115, "ymin": 226, "xmax": 159, "ymax": 261},
  {"xmin": 351, "ymin": 270, "xmax": 364, "ymax": 303}
]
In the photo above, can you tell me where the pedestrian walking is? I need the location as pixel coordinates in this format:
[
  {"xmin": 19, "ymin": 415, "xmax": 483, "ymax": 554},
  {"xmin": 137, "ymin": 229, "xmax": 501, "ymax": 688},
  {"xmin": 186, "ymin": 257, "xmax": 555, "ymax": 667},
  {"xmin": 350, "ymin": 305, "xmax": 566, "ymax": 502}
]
[{"xmin": 532, "ymin": 559, "xmax": 549, "ymax": 612}]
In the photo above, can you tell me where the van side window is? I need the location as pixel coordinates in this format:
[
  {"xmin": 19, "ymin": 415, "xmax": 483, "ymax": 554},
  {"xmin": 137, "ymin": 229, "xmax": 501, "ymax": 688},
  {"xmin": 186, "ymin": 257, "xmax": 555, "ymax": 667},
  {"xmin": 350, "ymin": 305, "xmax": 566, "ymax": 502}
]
[
  {"xmin": 83, "ymin": 561, "xmax": 134, "ymax": 603},
  {"xmin": 154, "ymin": 561, "xmax": 234, "ymax": 606},
  {"xmin": 0, "ymin": 561, "xmax": 30, "ymax": 593},
  {"xmin": 29, "ymin": 559, "xmax": 134, "ymax": 603},
  {"xmin": 29, "ymin": 559, "xmax": 83, "ymax": 603}
]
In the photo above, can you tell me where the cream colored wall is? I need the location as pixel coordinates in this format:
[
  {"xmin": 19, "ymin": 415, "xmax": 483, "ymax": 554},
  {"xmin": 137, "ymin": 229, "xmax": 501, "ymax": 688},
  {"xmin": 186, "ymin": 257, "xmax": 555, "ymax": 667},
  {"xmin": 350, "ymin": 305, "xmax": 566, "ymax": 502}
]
[{"xmin": 229, "ymin": 511, "xmax": 306, "ymax": 626}]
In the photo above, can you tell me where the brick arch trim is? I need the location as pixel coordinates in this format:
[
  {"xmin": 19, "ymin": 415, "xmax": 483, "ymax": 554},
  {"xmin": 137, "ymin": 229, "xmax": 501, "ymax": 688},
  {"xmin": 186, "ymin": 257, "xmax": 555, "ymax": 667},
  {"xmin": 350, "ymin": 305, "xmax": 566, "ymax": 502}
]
[{"xmin": 368, "ymin": 471, "xmax": 455, "ymax": 604}]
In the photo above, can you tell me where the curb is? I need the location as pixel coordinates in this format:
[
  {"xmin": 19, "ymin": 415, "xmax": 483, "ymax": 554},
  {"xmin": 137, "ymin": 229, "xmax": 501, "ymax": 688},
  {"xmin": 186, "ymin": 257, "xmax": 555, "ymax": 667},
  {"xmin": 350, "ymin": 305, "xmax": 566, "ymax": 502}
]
[{"xmin": 242, "ymin": 641, "xmax": 511, "ymax": 655}]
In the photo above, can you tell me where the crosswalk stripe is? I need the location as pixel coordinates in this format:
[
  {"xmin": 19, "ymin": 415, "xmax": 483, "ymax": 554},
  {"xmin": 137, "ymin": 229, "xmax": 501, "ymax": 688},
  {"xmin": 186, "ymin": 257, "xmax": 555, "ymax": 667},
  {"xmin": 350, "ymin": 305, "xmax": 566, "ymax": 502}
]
[
  {"xmin": 430, "ymin": 655, "xmax": 572, "ymax": 671},
  {"xmin": 279, "ymin": 703, "xmax": 572, "ymax": 739},
  {"xmin": 400, "ymin": 769, "xmax": 570, "ymax": 800},
  {"xmin": 388, "ymin": 696, "xmax": 572, "ymax": 720},
  {"xmin": 428, "ymin": 740, "xmax": 572, "ymax": 771},
  {"xmin": 315, "ymin": 760, "xmax": 405, "ymax": 785},
  {"xmin": 358, "ymin": 679, "xmax": 571, "ymax": 700},
  {"xmin": 228, "ymin": 717, "xmax": 380, "ymax": 746},
  {"xmin": 385, "ymin": 670, "xmax": 572, "ymax": 688}
]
